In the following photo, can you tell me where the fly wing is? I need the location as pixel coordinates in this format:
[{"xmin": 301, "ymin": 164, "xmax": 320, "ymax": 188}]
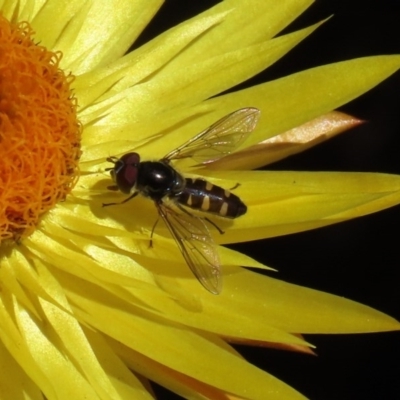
[
  {"xmin": 164, "ymin": 107, "xmax": 260, "ymax": 164},
  {"xmin": 156, "ymin": 202, "xmax": 222, "ymax": 294}
]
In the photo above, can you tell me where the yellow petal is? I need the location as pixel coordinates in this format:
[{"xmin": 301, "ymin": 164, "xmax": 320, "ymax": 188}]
[
  {"xmin": 25, "ymin": 229, "xmax": 155, "ymax": 288},
  {"xmin": 193, "ymin": 170, "xmax": 400, "ymax": 243},
  {"xmin": 226, "ymin": 335, "xmax": 316, "ymax": 355},
  {"xmin": 81, "ymin": 328, "xmax": 154, "ymax": 399},
  {"xmin": 0, "ymin": 339, "xmax": 42, "ymax": 400},
  {"xmin": 141, "ymin": 55, "xmax": 395, "ymax": 163},
  {"xmin": 0, "ymin": 0, "xmax": 45, "ymax": 22},
  {"xmin": 189, "ymin": 0, "xmax": 314, "ymax": 55},
  {"xmin": 198, "ymin": 56, "xmax": 400, "ymax": 149},
  {"xmin": 0, "ymin": 293, "xmax": 98, "ymax": 400},
  {"xmin": 138, "ymin": 265, "xmax": 398, "ymax": 338},
  {"xmin": 108, "ymin": 338, "xmax": 299, "ymax": 400},
  {"xmin": 207, "ymin": 111, "xmax": 363, "ymax": 170},
  {"xmin": 141, "ymin": 235, "xmax": 269, "ymax": 270},
  {"xmin": 32, "ymin": 0, "xmax": 163, "ymax": 74},
  {"xmin": 137, "ymin": 23, "xmax": 322, "ymax": 116},
  {"xmin": 0, "ymin": 255, "xmax": 39, "ymax": 319},
  {"xmin": 57, "ymin": 270, "xmax": 307, "ymax": 400},
  {"xmin": 75, "ymin": 0, "xmax": 314, "ymax": 113},
  {"xmin": 93, "ymin": 56, "xmax": 400, "ymax": 168},
  {"xmin": 87, "ymin": 23, "xmax": 320, "ymax": 131},
  {"xmin": 76, "ymin": 1, "xmax": 318, "ymax": 141},
  {"xmin": 74, "ymin": 9, "xmax": 230, "ymax": 115},
  {"xmin": 216, "ymin": 268, "xmax": 400, "ymax": 333}
]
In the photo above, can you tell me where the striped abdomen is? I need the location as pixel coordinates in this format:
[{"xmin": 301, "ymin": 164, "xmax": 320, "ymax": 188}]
[{"xmin": 178, "ymin": 178, "xmax": 247, "ymax": 218}]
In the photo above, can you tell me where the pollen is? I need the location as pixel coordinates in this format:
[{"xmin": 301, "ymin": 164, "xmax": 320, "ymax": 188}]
[{"xmin": 0, "ymin": 15, "xmax": 81, "ymax": 243}]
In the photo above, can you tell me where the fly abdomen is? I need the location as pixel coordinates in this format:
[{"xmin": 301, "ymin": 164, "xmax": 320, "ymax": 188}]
[{"xmin": 178, "ymin": 178, "xmax": 247, "ymax": 218}]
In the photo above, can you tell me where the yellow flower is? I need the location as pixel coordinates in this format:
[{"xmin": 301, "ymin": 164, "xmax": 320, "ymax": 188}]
[{"xmin": 0, "ymin": 1, "xmax": 399, "ymax": 399}]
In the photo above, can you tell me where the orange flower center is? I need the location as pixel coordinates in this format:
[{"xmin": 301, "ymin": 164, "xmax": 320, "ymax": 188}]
[{"xmin": 0, "ymin": 16, "xmax": 81, "ymax": 243}]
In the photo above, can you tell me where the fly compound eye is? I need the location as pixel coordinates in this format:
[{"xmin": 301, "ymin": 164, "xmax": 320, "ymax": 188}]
[
  {"xmin": 120, "ymin": 152, "xmax": 141, "ymax": 165},
  {"xmin": 115, "ymin": 152, "xmax": 140, "ymax": 194}
]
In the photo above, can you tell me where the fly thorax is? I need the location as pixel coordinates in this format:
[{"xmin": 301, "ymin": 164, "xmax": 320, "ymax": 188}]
[
  {"xmin": 137, "ymin": 161, "xmax": 183, "ymax": 199},
  {"xmin": 170, "ymin": 171, "xmax": 186, "ymax": 195}
]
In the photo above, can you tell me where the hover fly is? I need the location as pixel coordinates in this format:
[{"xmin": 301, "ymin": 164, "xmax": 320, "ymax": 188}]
[{"xmin": 103, "ymin": 107, "xmax": 260, "ymax": 294}]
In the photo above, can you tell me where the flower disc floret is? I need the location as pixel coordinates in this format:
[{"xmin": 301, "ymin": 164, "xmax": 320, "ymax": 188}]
[{"xmin": 0, "ymin": 15, "xmax": 81, "ymax": 243}]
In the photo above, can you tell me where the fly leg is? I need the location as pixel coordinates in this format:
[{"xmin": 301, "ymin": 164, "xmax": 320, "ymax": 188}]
[
  {"xmin": 149, "ymin": 217, "xmax": 160, "ymax": 248},
  {"xmin": 204, "ymin": 217, "xmax": 225, "ymax": 235},
  {"xmin": 102, "ymin": 192, "xmax": 139, "ymax": 207}
]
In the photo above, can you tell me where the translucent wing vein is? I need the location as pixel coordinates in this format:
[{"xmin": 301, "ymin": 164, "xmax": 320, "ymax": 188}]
[
  {"xmin": 164, "ymin": 107, "xmax": 260, "ymax": 164},
  {"xmin": 156, "ymin": 202, "xmax": 222, "ymax": 294}
]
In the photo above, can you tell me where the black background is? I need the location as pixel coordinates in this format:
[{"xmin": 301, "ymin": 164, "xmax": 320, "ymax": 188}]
[{"xmin": 134, "ymin": 1, "xmax": 400, "ymax": 399}]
